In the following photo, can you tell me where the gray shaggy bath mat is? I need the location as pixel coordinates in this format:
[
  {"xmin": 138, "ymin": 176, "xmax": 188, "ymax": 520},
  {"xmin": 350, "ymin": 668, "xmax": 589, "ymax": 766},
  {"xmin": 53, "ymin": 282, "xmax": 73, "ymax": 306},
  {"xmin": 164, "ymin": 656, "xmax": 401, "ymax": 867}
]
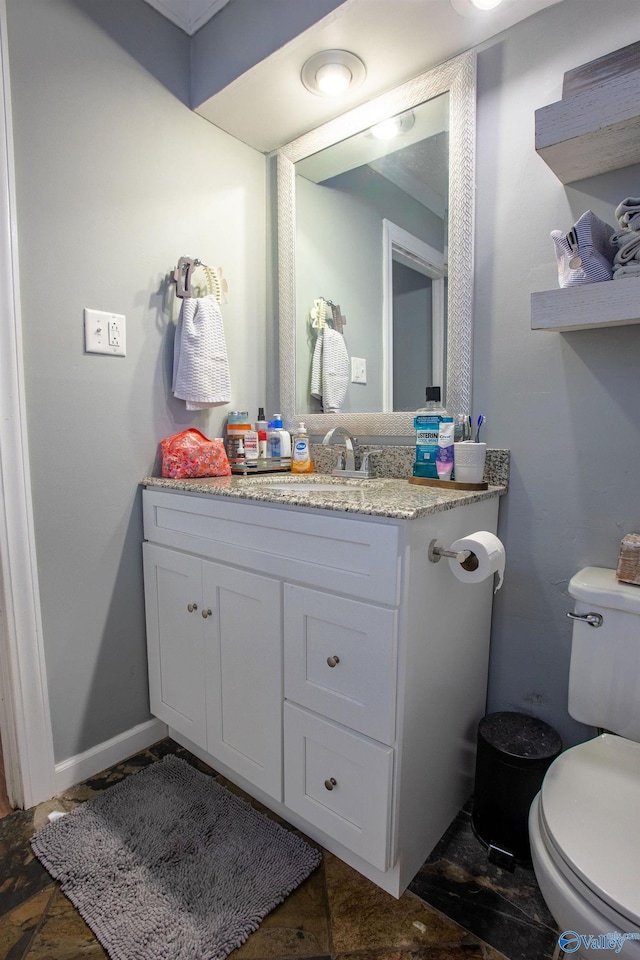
[{"xmin": 31, "ymin": 754, "xmax": 321, "ymax": 960}]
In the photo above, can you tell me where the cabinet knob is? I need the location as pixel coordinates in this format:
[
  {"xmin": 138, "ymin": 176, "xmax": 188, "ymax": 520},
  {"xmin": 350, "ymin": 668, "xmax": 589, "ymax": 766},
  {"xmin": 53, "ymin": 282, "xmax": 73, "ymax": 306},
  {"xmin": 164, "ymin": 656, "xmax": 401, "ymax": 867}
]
[
  {"xmin": 326, "ymin": 655, "xmax": 340, "ymax": 668},
  {"xmin": 324, "ymin": 777, "xmax": 337, "ymax": 791},
  {"xmin": 201, "ymin": 609, "xmax": 212, "ymax": 619},
  {"xmin": 187, "ymin": 603, "xmax": 198, "ymax": 613}
]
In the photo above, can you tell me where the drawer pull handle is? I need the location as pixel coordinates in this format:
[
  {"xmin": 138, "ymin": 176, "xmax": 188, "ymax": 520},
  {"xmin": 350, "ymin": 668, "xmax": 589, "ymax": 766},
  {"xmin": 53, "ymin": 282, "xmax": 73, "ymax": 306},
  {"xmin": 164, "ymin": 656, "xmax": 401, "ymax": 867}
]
[
  {"xmin": 202, "ymin": 609, "xmax": 212, "ymax": 619},
  {"xmin": 324, "ymin": 777, "xmax": 337, "ymax": 791},
  {"xmin": 187, "ymin": 603, "xmax": 198, "ymax": 613},
  {"xmin": 327, "ymin": 655, "xmax": 340, "ymax": 668}
]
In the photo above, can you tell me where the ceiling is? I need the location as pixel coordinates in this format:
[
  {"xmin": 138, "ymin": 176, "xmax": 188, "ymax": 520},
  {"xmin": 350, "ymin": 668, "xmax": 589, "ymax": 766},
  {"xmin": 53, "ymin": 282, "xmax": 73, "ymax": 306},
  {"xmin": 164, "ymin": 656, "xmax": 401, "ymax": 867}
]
[
  {"xmin": 143, "ymin": 0, "xmax": 232, "ymax": 36},
  {"xmin": 147, "ymin": 0, "xmax": 563, "ymax": 153}
]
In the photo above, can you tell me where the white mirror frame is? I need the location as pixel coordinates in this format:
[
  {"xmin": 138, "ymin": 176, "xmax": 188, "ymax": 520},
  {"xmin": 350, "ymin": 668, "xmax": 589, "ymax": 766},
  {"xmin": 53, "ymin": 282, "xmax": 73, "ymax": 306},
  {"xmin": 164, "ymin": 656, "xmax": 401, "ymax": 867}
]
[{"xmin": 277, "ymin": 50, "xmax": 476, "ymax": 436}]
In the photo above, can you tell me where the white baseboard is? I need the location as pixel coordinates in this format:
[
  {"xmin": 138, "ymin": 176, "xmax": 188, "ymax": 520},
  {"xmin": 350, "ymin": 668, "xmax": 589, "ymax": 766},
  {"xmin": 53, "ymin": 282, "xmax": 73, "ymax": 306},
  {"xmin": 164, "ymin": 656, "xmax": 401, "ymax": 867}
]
[{"xmin": 54, "ymin": 718, "xmax": 168, "ymax": 794}]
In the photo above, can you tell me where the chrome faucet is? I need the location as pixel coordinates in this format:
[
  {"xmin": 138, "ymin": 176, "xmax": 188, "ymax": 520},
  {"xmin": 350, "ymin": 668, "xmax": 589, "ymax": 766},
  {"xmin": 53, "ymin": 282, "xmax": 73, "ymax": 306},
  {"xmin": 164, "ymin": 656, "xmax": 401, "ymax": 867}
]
[{"xmin": 322, "ymin": 426, "xmax": 357, "ymax": 473}]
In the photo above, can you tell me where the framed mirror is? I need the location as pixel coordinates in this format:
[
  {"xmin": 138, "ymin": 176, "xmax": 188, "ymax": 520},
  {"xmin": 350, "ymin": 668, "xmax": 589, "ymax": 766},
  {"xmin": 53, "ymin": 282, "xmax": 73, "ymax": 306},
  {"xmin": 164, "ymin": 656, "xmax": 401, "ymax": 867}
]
[{"xmin": 277, "ymin": 50, "xmax": 475, "ymax": 435}]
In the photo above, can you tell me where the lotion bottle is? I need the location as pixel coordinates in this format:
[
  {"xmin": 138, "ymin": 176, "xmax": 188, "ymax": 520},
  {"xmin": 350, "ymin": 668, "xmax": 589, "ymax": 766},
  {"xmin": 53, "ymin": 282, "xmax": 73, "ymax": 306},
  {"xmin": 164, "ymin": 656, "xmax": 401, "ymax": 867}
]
[
  {"xmin": 291, "ymin": 422, "xmax": 313, "ymax": 473},
  {"xmin": 272, "ymin": 414, "xmax": 291, "ymax": 461}
]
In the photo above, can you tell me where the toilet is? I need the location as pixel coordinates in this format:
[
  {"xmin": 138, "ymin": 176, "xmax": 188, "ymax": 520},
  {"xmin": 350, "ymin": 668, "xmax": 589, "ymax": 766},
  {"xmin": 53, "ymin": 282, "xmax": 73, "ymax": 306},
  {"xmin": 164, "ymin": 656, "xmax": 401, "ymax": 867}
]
[{"xmin": 529, "ymin": 567, "xmax": 640, "ymax": 957}]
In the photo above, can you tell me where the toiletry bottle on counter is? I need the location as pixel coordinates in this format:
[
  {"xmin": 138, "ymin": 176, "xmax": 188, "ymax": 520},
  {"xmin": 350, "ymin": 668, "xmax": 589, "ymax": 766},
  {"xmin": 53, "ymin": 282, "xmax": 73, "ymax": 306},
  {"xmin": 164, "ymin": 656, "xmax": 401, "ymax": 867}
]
[
  {"xmin": 244, "ymin": 428, "xmax": 259, "ymax": 465},
  {"xmin": 436, "ymin": 418, "xmax": 454, "ymax": 481},
  {"xmin": 256, "ymin": 408, "xmax": 268, "ymax": 434},
  {"xmin": 267, "ymin": 421, "xmax": 281, "ymax": 460},
  {"xmin": 291, "ymin": 422, "xmax": 313, "ymax": 474},
  {"xmin": 226, "ymin": 411, "xmax": 251, "ymax": 465},
  {"xmin": 413, "ymin": 387, "xmax": 448, "ymax": 479},
  {"xmin": 272, "ymin": 414, "xmax": 291, "ymax": 462}
]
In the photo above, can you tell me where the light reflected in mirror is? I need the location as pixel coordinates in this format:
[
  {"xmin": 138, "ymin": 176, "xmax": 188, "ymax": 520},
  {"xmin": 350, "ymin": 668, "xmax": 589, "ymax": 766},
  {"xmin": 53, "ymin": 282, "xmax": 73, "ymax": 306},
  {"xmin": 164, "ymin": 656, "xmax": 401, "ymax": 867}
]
[{"xmin": 278, "ymin": 51, "xmax": 475, "ymax": 436}]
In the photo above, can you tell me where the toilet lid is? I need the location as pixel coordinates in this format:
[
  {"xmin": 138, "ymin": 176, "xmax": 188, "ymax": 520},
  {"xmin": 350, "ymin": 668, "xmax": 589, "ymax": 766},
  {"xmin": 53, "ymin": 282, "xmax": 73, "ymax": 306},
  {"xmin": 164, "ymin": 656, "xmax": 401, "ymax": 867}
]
[{"xmin": 540, "ymin": 734, "xmax": 640, "ymax": 927}]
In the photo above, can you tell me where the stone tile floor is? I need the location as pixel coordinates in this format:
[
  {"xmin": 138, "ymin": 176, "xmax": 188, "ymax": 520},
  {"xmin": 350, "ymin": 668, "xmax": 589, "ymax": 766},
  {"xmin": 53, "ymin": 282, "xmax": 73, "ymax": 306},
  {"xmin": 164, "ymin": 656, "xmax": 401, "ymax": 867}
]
[{"xmin": 0, "ymin": 738, "xmax": 560, "ymax": 960}]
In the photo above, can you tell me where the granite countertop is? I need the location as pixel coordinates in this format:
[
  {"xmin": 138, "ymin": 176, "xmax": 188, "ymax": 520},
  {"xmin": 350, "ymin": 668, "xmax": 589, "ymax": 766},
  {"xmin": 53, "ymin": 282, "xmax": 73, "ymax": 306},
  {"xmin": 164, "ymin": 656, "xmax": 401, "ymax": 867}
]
[{"xmin": 142, "ymin": 473, "xmax": 506, "ymax": 521}]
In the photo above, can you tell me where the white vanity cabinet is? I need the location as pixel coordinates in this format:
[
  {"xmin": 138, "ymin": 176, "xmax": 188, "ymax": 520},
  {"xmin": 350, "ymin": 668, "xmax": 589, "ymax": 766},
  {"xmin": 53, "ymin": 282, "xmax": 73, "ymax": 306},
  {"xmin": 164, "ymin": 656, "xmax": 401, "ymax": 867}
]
[
  {"xmin": 143, "ymin": 540, "xmax": 283, "ymax": 800},
  {"xmin": 142, "ymin": 485, "xmax": 500, "ymax": 897}
]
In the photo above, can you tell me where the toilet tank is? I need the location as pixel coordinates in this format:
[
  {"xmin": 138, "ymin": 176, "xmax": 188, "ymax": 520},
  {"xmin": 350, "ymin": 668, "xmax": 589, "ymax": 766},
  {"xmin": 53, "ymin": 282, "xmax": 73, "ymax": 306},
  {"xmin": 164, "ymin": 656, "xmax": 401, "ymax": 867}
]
[{"xmin": 568, "ymin": 567, "xmax": 640, "ymax": 740}]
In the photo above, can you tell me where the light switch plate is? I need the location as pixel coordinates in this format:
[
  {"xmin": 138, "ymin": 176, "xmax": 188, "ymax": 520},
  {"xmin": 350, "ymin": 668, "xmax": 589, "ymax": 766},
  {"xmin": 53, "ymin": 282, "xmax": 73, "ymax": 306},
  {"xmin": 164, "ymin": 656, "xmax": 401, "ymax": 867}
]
[
  {"xmin": 84, "ymin": 309, "xmax": 126, "ymax": 356},
  {"xmin": 351, "ymin": 357, "xmax": 367, "ymax": 383}
]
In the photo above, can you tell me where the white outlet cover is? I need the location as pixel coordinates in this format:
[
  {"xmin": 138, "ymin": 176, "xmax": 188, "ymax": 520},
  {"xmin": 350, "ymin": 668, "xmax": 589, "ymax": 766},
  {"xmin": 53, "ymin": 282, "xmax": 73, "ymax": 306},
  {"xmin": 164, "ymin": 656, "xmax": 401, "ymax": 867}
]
[
  {"xmin": 84, "ymin": 309, "xmax": 126, "ymax": 356},
  {"xmin": 351, "ymin": 357, "xmax": 367, "ymax": 383}
]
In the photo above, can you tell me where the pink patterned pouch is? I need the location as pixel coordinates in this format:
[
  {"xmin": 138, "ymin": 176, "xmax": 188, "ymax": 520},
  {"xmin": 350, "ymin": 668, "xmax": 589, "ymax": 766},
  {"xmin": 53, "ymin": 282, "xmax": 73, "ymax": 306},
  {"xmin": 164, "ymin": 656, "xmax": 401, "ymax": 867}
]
[{"xmin": 160, "ymin": 428, "xmax": 230, "ymax": 479}]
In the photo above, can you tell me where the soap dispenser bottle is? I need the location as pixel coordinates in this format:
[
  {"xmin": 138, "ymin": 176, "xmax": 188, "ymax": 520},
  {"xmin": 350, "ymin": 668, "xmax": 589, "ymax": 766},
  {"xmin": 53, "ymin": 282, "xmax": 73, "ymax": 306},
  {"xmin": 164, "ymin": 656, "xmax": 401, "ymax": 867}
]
[{"xmin": 291, "ymin": 422, "xmax": 313, "ymax": 474}]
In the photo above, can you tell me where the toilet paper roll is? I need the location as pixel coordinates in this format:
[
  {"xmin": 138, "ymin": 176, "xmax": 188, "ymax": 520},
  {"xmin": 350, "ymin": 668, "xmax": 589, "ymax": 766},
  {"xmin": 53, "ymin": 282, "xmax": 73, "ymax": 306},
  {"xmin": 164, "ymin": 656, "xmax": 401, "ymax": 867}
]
[{"xmin": 447, "ymin": 531, "xmax": 505, "ymax": 593}]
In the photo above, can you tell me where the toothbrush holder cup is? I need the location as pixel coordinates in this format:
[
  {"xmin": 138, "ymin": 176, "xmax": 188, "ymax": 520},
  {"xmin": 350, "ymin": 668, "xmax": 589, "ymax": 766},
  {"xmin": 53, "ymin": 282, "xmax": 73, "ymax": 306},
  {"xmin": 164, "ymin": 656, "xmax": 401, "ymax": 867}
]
[{"xmin": 454, "ymin": 442, "xmax": 486, "ymax": 484}]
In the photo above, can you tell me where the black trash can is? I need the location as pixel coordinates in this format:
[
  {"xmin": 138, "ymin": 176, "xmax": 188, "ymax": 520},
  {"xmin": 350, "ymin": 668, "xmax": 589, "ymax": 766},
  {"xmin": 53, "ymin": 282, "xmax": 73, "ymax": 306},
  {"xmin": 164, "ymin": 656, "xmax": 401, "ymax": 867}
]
[{"xmin": 471, "ymin": 711, "xmax": 562, "ymax": 869}]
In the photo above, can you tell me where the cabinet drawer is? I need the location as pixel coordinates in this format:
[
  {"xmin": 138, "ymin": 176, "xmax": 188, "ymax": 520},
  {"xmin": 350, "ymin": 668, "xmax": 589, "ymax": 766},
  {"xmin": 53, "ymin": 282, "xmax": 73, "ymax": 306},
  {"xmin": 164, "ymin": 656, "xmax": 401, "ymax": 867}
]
[
  {"xmin": 284, "ymin": 703, "xmax": 393, "ymax": 872},
  {"xmin": 143, "ymin": 489, "xmax": 400, "ymax": 604},
  {"xmin": 284, "ymin": 584, "xmax": 397, "ymax": 745}
]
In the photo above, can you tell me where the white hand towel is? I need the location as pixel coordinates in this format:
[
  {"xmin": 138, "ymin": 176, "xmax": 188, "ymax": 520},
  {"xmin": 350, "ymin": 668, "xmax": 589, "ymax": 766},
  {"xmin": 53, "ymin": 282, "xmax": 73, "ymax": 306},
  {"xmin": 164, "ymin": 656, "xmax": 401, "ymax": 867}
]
[
  {"xmin": 172, "ymin": 295, "xmax": 231, "ymax": 409},
  {"xmin": 321, "ymin": 327, "xmax": 349, "ymax": 413},
  {"xmin": 310, "ymin": 331, "xmax": 323, "ymax": 400}
]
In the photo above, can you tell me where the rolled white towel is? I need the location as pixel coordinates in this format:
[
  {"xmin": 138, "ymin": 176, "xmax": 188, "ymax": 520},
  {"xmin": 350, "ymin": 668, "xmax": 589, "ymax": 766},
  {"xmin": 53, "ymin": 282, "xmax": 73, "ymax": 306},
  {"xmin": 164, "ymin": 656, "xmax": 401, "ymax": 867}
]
[
  {"xmin": 615, "ymin": 197, "xmax": 640, "ymax": 229},
  {"xmin": 612, "ymin": 229, "xmax": 640, "ymax": 265},
  {"xmin": 613, "ymin": 262, "xmax": 640, "ymax": 279}
]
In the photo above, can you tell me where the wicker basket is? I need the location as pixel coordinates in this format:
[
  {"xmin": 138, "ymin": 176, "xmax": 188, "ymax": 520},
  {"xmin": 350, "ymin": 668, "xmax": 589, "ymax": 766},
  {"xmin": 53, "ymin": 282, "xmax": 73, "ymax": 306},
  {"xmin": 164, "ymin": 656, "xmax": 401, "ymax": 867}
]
[{"xmin": 616, "ymin": 533, "xmax": 640, "ymax": 586}]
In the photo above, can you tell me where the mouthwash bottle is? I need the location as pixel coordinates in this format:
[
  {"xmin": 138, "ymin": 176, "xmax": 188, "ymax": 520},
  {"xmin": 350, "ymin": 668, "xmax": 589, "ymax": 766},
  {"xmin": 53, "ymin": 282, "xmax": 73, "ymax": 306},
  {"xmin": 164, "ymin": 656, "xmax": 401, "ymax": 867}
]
[{"xmin": 413, "ymin": 386, "xmax": 449, "ymax": 478}]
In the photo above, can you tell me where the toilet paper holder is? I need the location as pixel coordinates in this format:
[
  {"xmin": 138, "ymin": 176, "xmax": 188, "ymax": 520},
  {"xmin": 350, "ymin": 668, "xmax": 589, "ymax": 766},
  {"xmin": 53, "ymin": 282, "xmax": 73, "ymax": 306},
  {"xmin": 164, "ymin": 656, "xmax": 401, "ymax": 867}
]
[
  {"xmin": 428, "ymin": 538, "xmax": 481, "ymax": 571},
  {"xmin": 429, "ymin": 538, "xmax": 470, "ymax": 564}
]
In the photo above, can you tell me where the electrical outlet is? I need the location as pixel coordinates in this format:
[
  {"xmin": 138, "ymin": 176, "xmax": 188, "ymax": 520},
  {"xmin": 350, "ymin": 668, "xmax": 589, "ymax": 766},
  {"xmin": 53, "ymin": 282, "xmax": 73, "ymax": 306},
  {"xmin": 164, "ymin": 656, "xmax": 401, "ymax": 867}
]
[
  {"xmin": 351, "ymin": 357, "xmax": 367, "ymax": 384},
  {"xmin": 84, "ymin": 309, "xmax": 126, "ymax": 356}
]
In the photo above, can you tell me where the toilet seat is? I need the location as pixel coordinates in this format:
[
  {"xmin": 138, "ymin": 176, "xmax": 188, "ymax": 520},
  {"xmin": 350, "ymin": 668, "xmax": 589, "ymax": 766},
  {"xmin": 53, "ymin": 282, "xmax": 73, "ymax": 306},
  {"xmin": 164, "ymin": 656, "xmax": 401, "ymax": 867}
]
[{"xmin": 539, "ymin": 734, "xmax": 640, "ymax": 929}]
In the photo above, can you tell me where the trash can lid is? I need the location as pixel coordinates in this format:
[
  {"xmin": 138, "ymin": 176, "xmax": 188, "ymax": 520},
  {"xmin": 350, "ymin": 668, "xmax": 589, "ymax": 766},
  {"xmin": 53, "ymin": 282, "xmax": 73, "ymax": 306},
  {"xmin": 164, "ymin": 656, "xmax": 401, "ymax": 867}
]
[{"xmin": 478, "ymin": 712, "xmax": 562, "ymax": 762}]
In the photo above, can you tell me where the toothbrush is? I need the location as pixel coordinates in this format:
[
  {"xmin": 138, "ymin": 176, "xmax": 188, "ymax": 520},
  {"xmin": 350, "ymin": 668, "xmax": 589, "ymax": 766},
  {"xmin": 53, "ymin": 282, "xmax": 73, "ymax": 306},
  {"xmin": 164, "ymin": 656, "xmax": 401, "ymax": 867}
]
[{"xmin": 474, "ymin": 415, "xmax": 485, "ymax": 443}]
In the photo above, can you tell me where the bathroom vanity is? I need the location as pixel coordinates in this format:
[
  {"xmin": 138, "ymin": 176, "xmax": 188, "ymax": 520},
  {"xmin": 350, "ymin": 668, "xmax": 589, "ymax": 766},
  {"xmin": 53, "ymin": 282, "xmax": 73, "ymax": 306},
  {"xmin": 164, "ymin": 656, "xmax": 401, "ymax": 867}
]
[{"xmin": 141, "ymin": 474, "xmax": 503, "ymax": 896}]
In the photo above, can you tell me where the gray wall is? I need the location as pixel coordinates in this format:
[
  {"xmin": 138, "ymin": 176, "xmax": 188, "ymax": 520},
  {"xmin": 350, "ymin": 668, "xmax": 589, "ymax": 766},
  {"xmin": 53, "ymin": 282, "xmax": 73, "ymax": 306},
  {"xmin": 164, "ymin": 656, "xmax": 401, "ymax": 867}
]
[
  {"xmin": 7, "ymin": 0, "xmax": 266, "ymax": 763},
  {"xmin": 474, "ymin": 0, "xmax": 640, "ymax": 745}
]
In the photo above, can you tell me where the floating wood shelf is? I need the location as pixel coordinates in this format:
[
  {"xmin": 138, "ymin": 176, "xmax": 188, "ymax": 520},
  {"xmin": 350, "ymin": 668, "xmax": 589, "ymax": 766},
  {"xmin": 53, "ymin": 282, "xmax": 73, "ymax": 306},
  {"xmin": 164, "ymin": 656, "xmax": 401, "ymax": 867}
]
[
  {"xmin": 533, "ymin": 46, "xmax": 640, "ymax": 331},
  {"xmin": 535, "ymin": 69, "xmax": 640, "ymax": 184},
  {"xmin": 531, "ymin": 277, "xmax": 640, "ymax": 332}
]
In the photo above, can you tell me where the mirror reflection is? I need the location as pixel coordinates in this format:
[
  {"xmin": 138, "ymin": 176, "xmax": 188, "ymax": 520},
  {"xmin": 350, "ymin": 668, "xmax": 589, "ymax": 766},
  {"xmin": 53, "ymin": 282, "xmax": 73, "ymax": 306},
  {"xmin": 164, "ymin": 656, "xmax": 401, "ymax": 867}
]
[
  {"xmin": 277, "ymin": 51, "xmax": 475, "ymax": 436},
  {"xmin": 295, "ymin": 94, "xmax": 449, "ymax": 415}
]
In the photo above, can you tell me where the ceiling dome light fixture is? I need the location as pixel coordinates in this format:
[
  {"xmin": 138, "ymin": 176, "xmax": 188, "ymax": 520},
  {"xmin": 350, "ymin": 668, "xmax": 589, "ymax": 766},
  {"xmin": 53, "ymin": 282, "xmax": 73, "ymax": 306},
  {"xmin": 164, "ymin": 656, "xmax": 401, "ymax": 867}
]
[
  {"xmin": 301, "ymin": 50, "xmax": 366, "ymax": 97},
  {"xmin": 450, "ymin": 0, "xmax": 504, "ymax": 15},
  {"xmin": 369, "ymin": 111, "xmax": 416, "ymax": 141}
]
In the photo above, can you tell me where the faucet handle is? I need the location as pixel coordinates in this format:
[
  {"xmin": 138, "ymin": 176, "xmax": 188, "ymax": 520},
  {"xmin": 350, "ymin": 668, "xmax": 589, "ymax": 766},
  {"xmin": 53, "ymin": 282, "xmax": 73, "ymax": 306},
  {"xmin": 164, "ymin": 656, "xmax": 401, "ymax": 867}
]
[{"xmin": 359, "ymin": 448, "xmax": 383, "ymax": 475}]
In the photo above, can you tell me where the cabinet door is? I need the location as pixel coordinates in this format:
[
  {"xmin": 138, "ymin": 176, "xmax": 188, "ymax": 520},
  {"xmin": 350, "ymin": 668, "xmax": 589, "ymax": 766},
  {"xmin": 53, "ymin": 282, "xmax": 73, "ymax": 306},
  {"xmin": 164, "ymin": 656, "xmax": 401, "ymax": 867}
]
[
  {"xmin": 284, "ymin": 584, "xmax": 397, "ymax": 744},
  {"xmin": 204, "ymin": 562, "xmax": 282, "ymax": 801},
  {"xmin": 143, "ymin": 542, "xmax": 206, "ymax": 748}
]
